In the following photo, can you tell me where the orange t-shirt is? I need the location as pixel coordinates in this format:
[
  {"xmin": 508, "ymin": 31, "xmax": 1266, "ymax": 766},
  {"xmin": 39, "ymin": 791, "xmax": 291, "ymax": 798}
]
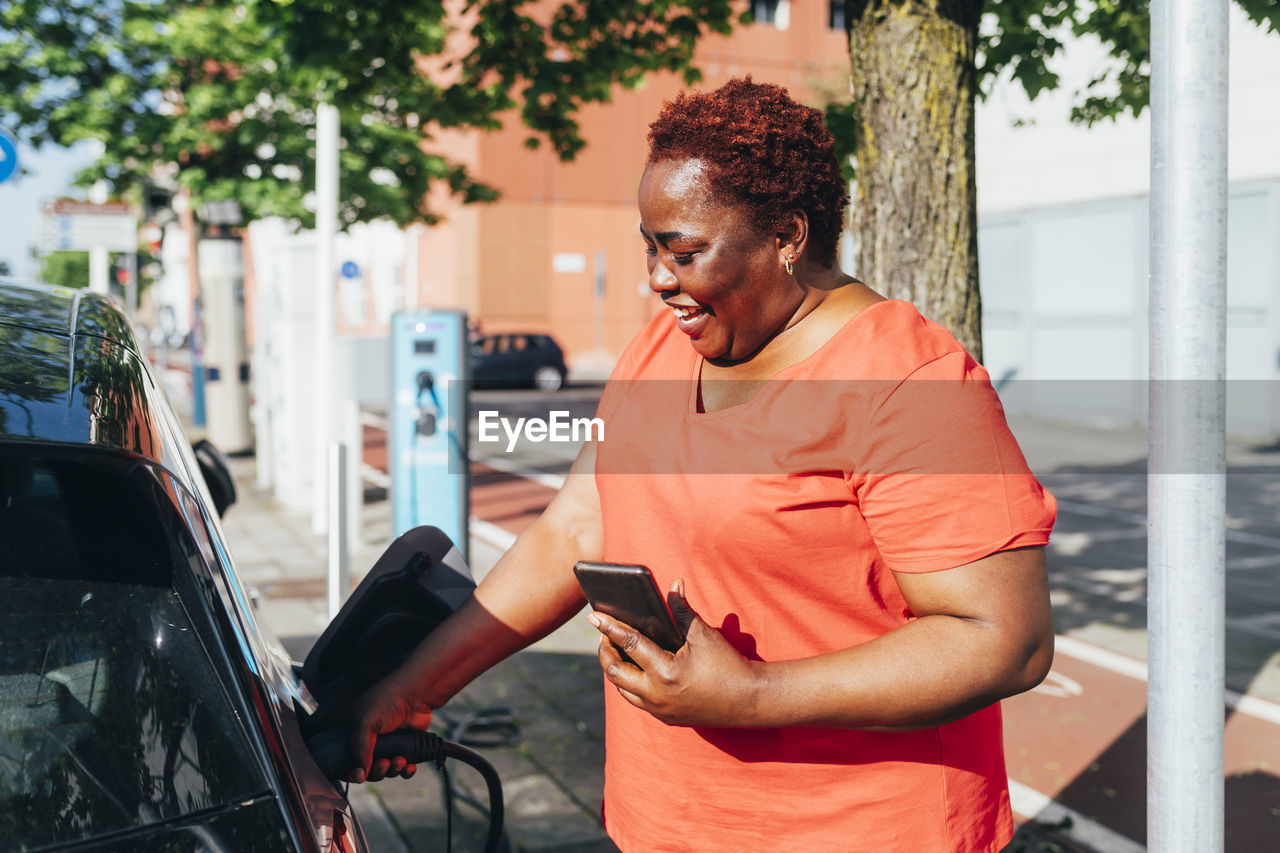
[{"xmin": 592, "ymin": 300, "xmax": 1057, "ymax": 852}]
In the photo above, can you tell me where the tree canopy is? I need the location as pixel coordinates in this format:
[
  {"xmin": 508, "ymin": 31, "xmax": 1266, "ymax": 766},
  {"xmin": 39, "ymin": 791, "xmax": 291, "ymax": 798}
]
[
  {"xmin": 978, "ymin": 0, "xmax": 1277, "ymax": 125},
  {"xmin": 3, "ymin": 0, "xmax": 1275, "ymax": 242},
  {"xmin": 0, "ymin": 0, "xmax": 738, "ymax": 229},
  {"xmin": 825, "ymin": 0, "xmax": 1280, "ymax": 177},
  {"xmin": 38, "ymin": 250, "xmax": 92, "ymax": 290}
]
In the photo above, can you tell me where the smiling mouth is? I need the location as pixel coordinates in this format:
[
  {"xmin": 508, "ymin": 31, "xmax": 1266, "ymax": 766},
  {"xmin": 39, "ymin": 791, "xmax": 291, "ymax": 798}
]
[{"xmin": 669, "ymin": 303, "xmax": 708, "ymax": 320}]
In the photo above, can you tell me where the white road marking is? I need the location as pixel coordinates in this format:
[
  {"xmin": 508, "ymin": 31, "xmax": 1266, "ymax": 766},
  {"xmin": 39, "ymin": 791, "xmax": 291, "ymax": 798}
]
[
  {"xmin": 1007, "ymin": 779, "xmax": 1147, "ymax": 853},
  {"xmin": 470, "ymin": 518, "xmax": 518, "ymax": 551},
  {"xmin": 1031, "ymin": 670, "xmax": 1085, "ymax": 698},
  {"xmin": 1226, "ymin": 553, "xmax": 1280, "ymax": 570},
  {"xmin": 1055, "ymin": 634, "xmax": 1280, "ymax": 726},
  {"xmin": 1055, "ymin": 499, "xmax": 1147, "ymax": 526},
  {"xmin": 360, "ymin": 409, "xmax": 389, "ymax": 430},
  {"xmin": 361, "ymin": 463, "xmax": 392, "ymax": 489},
  {"xmin": 1056, "ymin": 499, "xmax": 1280, "ymax": 549},
  {"xmin": 473, "ymin": 454, "xmax": 567, "ymax": 490}
]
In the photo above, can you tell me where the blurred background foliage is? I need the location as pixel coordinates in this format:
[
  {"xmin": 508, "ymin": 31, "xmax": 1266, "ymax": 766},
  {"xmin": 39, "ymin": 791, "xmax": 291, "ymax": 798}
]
[{"xmin": 0, "ymin": 0, "xmax": 741, "ymax": 229}]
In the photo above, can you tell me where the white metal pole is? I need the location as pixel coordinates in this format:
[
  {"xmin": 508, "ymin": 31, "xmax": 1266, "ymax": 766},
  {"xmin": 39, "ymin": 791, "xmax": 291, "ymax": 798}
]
[
  {"xmin": 89, "ymin": 180, "xmax": 110, "ymax": 295},
  {"xmin": 88, "ymin": 248, "xmax": 110, "ymax": 295},
  {"xmin": 344, "ymin": 399, "xmax": 363, "ymax": 550},
  {"xmin": 594, "ymin": 249, "xmax": 606, "ymax": 353},
  {"xmin": 313, "ymin": 101, "xmax": 340, "ymax": 533},
  {"xmin": 405, "ymin": 223, "xmax": 423, "ymax": 311},
  {"xmin": 252, "ymin": 234, "xmax": 274, "ymax": 493},
  {"xmin": 126, "ymin": 252, "xmax": 138, "ymax": 320},
  {"xmin": 328, "ymin": 440, "xmax": 350, "ymax": 619},
  {"xmin": 1148, "ymin": 0, "xmax": 1229, "ymax": 850}
]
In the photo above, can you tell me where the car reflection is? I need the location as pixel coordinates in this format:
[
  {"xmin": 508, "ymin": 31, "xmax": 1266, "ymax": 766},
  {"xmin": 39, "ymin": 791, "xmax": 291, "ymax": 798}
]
[{"xmin": 0, "ymin": 454, "xmax": 274, "ymax": 849}]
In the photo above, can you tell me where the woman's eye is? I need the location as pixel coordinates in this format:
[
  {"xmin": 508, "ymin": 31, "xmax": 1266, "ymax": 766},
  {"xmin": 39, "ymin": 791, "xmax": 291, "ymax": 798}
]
[{"xmin": 672, "ymin": 253, "xmax": 695, "ymax": 265}]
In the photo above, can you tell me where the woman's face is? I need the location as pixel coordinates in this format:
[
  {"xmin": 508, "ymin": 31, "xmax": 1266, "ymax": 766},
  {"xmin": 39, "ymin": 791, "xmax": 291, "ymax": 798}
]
[{"xmin": 637, "ymin": 158, "xmax": 800, "ymax": 364}]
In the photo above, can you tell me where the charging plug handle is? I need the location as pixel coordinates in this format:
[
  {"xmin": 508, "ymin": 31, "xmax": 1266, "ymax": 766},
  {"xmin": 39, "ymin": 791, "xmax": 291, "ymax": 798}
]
[{"xmin": 308, "ymin": 728, "xmax": 505, "ymax": 853}]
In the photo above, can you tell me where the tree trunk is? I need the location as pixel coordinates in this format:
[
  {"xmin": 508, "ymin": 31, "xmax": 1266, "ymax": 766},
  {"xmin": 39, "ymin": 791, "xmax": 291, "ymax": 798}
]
[{"xmin": 847, "ymin": 1, "xmax": 984, "ymax": 362}]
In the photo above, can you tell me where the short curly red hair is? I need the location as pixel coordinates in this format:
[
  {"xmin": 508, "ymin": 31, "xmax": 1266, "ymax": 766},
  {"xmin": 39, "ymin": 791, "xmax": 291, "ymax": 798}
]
[{"xmin": 646, "ymin": 76, "xmax": 848, "ymax": 268}]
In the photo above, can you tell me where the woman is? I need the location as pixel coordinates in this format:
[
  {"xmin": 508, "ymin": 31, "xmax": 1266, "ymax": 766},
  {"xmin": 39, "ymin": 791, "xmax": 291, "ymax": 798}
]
[{"xmin": 349, "ymin": 77, "xmax": 1056, "ymax": 852}]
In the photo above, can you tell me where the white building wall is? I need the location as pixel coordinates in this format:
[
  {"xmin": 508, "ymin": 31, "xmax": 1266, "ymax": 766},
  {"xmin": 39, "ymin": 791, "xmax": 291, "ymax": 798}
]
[
  {"xmin": 974, "ymin": 8, "xmax": 1280, "ymax": 436},
  {"xmin": 976, "ymin": 6, "xmax": 1280, "ymax": 213}
]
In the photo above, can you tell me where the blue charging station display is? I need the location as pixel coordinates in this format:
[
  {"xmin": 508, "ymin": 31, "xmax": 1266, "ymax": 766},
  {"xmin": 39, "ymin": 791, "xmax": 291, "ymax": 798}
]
[{"xmin": 391, "ymin": 310, "xmax": 470, "ymax": 562}]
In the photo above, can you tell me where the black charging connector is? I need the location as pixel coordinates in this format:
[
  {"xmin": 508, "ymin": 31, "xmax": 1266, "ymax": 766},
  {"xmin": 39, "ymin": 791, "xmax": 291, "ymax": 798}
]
[
  {"xmin": 300, "ymin": 527, "xmax": 508, "ymax": 853},
  {"xmin": 305, "ymin": 728, "xmax": 508, "ymax": 853},
  {"xmin": 307, "ymin": 728, "xmax": 447, "ymax": 777},
  {"xmin": 416, "ymin": 371, "xmax": 438, "ymax": 436}
]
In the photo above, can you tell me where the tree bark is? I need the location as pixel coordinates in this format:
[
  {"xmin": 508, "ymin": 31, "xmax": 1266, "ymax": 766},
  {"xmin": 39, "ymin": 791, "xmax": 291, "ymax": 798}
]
[{"xmin": 847, "ymin": 1, "xmax": 984, "ymax": 362}]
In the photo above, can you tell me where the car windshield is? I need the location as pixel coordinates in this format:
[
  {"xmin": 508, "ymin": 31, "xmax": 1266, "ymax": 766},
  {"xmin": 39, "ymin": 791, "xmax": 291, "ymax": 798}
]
[{"xmin": 0, "ymin": 450, "xmax": 270, "ymax": 848}]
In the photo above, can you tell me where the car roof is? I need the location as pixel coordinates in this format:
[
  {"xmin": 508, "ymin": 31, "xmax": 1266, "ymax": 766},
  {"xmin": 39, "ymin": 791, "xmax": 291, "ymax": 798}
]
[
  {"xmin": 0, "ymin": 278, "xmax": 191, "ymax": 476},
  {"xmin": 0, "ymin": 277, "xmax": 137, "ymax": 343}
]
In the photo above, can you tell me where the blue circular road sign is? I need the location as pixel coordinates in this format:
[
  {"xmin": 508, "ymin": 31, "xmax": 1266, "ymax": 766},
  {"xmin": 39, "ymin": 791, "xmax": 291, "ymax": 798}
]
[
  {"xmin": 340, "ymin": 260, "xmax": 361, "ymax": 279},
  {"xmin": 0, "ymin": 129, "xmax": 18, "ymax": 184}
]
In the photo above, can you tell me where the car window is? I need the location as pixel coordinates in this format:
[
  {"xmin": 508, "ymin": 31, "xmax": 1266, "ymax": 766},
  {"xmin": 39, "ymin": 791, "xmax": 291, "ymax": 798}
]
[{"xmin": 0, "ymin": 450, "xmax": 270, "ymax": 849}]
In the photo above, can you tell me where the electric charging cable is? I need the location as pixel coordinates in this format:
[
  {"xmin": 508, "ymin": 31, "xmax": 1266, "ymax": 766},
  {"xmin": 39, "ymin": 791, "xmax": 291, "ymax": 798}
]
[
  {"xmin": 435, "ymin": 707, "xmax": 520, "ymax": 853},
  {"xmin": 308, "ymin": 727, "xmax": 507, "ymax": 853}
]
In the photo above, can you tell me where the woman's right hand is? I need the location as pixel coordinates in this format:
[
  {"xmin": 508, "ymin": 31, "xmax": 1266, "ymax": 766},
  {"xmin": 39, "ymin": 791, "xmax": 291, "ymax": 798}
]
[
  {"xmin": 342, "ymin": 441, "xmax": 604, "ymax": 783},
  {"xmin": 346, "ymin": 677, "xmax": 435, "ymax": 783}
]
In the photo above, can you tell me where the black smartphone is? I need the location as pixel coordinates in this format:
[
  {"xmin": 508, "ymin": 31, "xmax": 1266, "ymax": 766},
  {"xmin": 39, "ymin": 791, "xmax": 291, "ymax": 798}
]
[{"xmin": 573, "ymin": 560, "xmax": 686, "ymax": 657}]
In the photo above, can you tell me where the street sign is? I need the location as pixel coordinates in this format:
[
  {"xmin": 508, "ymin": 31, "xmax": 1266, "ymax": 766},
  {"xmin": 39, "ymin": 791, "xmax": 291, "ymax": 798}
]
[
  {"xmin": 0, "ymin": 129, "xmax": 17, "ymax": 184},
  {"xmin": 38, "ymin": 199, "xmax": 137, "ymax": 252}
]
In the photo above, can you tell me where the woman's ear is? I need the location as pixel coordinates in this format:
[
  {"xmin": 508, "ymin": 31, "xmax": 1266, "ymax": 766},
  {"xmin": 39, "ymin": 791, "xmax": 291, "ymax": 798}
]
[{"xmin": 777, "ymin": 210, "xmax": 809, "ymax": 266}]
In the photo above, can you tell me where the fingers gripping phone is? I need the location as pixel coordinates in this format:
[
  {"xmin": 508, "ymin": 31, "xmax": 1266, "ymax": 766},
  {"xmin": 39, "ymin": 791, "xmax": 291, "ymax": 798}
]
[{"xmin": 573, "ymin": 561, "xmax": 686, "ymax": 660}]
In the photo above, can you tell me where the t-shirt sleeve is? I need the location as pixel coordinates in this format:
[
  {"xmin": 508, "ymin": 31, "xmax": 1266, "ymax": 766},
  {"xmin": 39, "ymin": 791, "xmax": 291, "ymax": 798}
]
[{"xmin": 850, "ymin": 351, "xmax": 1057, "ymax": 572}]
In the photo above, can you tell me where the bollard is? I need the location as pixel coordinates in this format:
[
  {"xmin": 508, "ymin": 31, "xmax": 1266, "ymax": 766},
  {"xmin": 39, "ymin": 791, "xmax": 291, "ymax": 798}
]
[{"xmin": 328, "ymin": 441, "xmax": 351, "ymax": 620}]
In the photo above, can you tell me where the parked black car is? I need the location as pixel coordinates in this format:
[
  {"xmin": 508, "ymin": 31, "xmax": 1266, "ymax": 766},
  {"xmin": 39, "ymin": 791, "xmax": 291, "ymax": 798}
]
[
  {"xmin": 470, "ymin": 333, "xmax": 568, "ymax": 392},
  {"xmin": 0, "ymin": 279, "xmax": 372, "ymax": 851}
]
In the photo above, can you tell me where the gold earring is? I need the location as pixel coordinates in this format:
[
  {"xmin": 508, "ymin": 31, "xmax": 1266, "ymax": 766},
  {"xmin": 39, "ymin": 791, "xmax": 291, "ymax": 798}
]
[{"xmin": 784, "ymin": 256, "xmax": 795, "ymax": 275}]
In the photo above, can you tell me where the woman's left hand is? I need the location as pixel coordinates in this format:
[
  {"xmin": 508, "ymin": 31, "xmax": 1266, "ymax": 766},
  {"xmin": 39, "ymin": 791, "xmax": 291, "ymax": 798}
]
[{"xmin": 587, "ymin": 579, "xmax": 763, "ymax": 727}]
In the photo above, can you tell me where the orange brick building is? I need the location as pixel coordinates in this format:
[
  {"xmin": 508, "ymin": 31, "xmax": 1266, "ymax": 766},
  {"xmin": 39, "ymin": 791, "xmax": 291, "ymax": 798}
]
[{"xmin": 411, "ymin": 2, "xmax": 851, "ymax": 373}]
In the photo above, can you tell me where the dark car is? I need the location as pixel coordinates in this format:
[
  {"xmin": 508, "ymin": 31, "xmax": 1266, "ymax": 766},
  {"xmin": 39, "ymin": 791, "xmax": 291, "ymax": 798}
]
[
  {"xmin": 0, "ymin": 279, "xmax": 373, "ymax": 851},
  {"xmin": 470, "ymin": 333, "xmax": 568, "ymax": 392}
]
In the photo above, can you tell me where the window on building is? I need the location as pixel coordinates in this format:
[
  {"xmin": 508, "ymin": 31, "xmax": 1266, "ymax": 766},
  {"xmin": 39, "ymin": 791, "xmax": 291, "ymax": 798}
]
[
  {"xmin": 829, "ymin": 1, "xmax": 846, "ymax": 31},
  {"xmin": 751, "ymin": 0, "xmax": 780, "ymax": 25}
]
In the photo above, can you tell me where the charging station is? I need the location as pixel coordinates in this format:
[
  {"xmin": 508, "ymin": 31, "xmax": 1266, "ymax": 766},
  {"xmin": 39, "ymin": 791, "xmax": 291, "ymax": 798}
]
[
  {"xmin": 390, "ymin": 310, "xmax": 470, "ymax": 562},
  {"xmin": 198, "ymin": 236, "xmax": 253, "ymax": 454}
]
